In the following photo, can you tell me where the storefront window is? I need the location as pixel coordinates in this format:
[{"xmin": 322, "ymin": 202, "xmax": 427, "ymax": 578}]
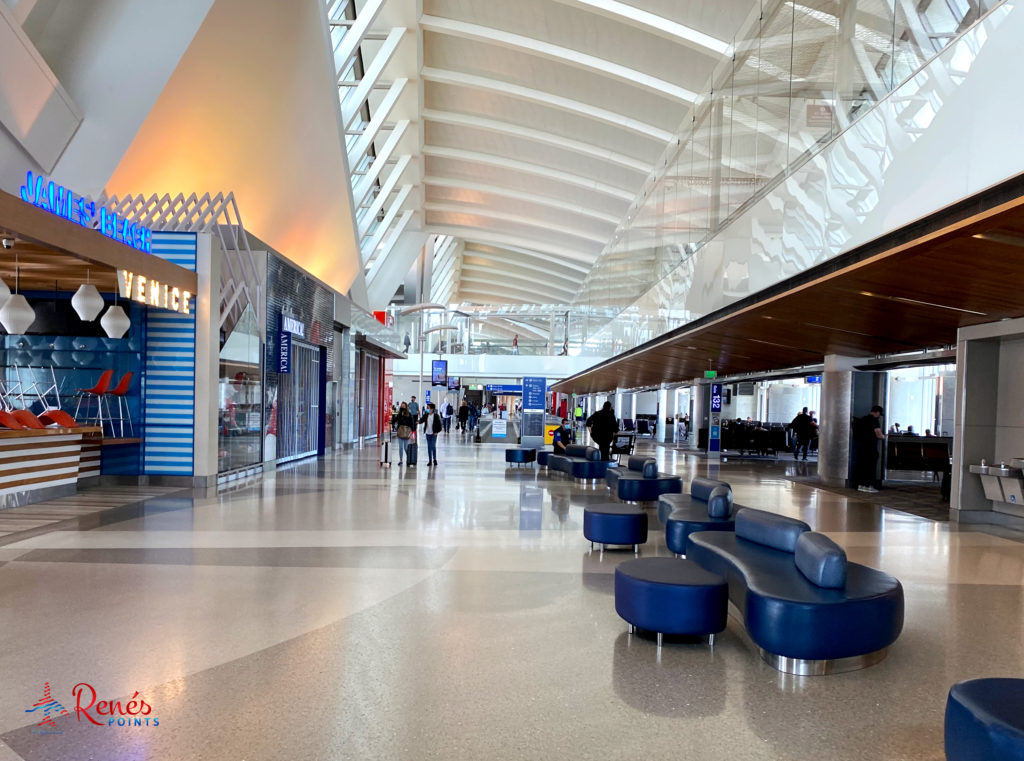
[{"xmin": 218, "ymin": 304, "xmax": 262, "ymax": 472}]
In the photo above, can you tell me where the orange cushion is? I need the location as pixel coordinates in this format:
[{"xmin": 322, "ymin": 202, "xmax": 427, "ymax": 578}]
[
  {"xmin": 39, "ymin": 410, "xmax": 79, "ymax": 428},
  {"xmin": 0, "ymin": 411, "xmax": 25, "ymax": 430},
  {"xmin": 11, "ymin": 410, "xmax": 46, "ymax": 429}
]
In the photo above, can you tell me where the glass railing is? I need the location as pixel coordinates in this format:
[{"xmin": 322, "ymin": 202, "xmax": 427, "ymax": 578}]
[{"xmin": 574, "ymin": 0, "xmax": 1009, "ymax": 355}]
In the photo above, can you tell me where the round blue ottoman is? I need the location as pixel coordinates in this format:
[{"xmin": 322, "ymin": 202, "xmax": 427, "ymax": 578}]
[
  {"xmin": 614, "ymin": 557, "xmax": 728, "ymax": 648},
  {"xmin": 505, "ymin": 448, "xmax": 536, "ymax": 467},
  {"xmin": 583, "ymin": 504, "xmax": 647, "ymax": 554},
  {"xmin": 946, "ymin": 678, "xmax": 1024, "ymax": 761}
]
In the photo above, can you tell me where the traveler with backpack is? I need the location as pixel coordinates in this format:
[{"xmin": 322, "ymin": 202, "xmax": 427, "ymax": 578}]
[{"xmin": 393, "ymin": 402, "xmax": 416, "ymax": 466}]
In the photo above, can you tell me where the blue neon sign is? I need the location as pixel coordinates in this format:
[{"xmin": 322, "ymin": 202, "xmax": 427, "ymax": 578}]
[{"xmin": 19, "ymin": 171, "xmax": 152, "ymax": 254}]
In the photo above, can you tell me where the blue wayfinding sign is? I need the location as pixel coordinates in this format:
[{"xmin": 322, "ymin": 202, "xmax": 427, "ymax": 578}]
[
  {"xmin": 805, "ymin": 375, "xmax": 822, "ymax": 384},
  {"xmin": 523, "ymin": 377, "xmax": 546, "ymax": 410},
  {"xmin": 486, "ymin": 384, "xmax": 522, "ymax": 395},
  {"xmin": 278, "ymin": 331, "xmax": 291, "ymax": 374},
  {"xmin": 710, "ymin": 383, "xmax": 723, "ymax": 412}
]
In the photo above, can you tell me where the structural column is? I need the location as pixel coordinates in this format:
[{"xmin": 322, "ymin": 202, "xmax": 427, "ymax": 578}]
[
  {"xmin": 690, "ymin": 381, "xmax": 705, "ymax": 451},
  {"xmin": 656, "ymin": 385, "xmax": 669, "ymax": 442},
  {"xmin": 818, "ymin": 355, "xmax": 856, "ymax": 488}
]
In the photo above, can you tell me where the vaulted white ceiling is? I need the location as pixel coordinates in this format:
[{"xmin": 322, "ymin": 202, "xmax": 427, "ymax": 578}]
[{"xmin": 337, "ymin": 0, "xmax": 758, "ymax": 307}]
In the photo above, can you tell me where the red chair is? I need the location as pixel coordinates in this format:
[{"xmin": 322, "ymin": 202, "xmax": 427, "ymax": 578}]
[
  {"xmin": 74, "ymin": 370, "xmax": 114, "ymax": 431},
  {"xmin": 11, "ymin": 409, "xmax": 46, "ymax": 429},
  {"xmin": 0, "ymin": 410, "xmax": 25, "ymax": 430},
  {"xmin": 104, "ymin": 371, "xmax": 134, "ymax": 437},
  {"xmin": 39, "ymin": 409, "xmax": 79, "ymax": 428}
]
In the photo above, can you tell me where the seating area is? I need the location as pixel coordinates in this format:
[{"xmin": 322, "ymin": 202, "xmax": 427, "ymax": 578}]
[
  {"xmin": 585, "ymin": 455, "xmax": 907, "ymax": 675},
  {"xmin": 604, "ymin": 454, "xmax": 683, "ymax": 502},
  {"xmin": 548, "ymin": 444, "xmax": 616, "ymax": 481},
  {"xmin": 685, "ymin": 507, "xmax": 905, "ymax": 674},
  {"xmin": 659, "ymin": 477, "xmax": 737, "ymax": 555},
  {"xmin": 0, "ymin": 367, "xmax": 135, "ymax": 438}
]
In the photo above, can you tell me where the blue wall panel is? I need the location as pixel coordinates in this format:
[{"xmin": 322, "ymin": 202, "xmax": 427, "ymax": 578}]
[{"xmin": 143, "ymin": 232, "xmax": 197, "ymax": 476}]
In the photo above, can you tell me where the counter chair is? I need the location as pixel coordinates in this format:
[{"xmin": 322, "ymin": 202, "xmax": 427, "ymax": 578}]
[
  {"xmin": 104, "ymin": 371, "xmax": 134, "ymax": 437},
  {"xmin": 74, "ymin": 369, "xmax": 114, "ymax": 434}
]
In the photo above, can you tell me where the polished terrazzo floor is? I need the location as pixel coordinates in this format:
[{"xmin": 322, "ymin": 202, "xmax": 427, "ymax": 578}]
[{"xmin": 0, "ymin": 434, "xmax": 1022, "ymax": 761}]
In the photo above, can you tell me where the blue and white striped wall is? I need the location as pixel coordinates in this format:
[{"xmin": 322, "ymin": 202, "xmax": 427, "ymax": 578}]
[{"xmin": 143, "ymin": 232, "xmax": 197, "ymax": 477}]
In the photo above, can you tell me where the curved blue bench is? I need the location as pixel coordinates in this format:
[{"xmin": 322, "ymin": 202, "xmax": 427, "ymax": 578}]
[
  {"xmin": 607, "ymin": 456, "xmax": 683, "ymax": 502},
  {"xmin": 614, "ymin": 557, "xmax": 727, "ymax": 648},
  {"xmin": 505, "ymin": 448, "xmax": 536, "ymax": 466},
  {"xmin": 537, "ymin": 450, "xmax": 554, "ymax": 467},
  {"xmin": 946, "ymin": 678, "xmax": 1024, "ymax": 761},
  {"xmin": 551, "ymin": 444, "xmax": 615, "ymax": 481},
  {"xmin": 661, "ymin": 478, "xmax": 736, "ymax": 555},
  {"xmin": 605, "ymin": 455, "xmax": 647, "ymax": 488},
  {"xmin": 686, "ymin": 507, "xmax": 904, "ymax": 674},
  {"xmin": 583, "ymin": 503, "xmax": 647, "ymax": 553}
]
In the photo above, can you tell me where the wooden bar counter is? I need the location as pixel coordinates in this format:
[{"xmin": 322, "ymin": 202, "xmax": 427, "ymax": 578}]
[{"xmin": 0, "ymin": 426, "xmax": 103, "ymax": 509}]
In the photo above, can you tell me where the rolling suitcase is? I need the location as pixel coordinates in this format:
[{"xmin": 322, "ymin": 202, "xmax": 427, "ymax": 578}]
[{"xmin": 407, "ymin": 441, "xmax": 418, "ymax": 466}]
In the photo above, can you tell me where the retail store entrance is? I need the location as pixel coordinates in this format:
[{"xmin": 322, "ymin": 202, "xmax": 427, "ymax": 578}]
[{"xmin": 277, "ymin": 340, "xmax": 321, "ymax": 462}]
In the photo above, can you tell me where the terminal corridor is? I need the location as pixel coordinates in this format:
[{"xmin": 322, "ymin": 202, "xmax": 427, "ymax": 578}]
[{"xmin": 0, "ymin": 438, "xmax": 1021, "ymax": 761}]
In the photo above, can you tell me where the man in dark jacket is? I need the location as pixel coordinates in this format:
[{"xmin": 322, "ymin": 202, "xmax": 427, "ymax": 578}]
[
  {"xmin": 586, "ymin": 401, "xmax": 618, "ymax": 461},
  {"xmin": 852, "ymin": 405, "xmax": 885, "ymax": 493},
  {"xmin": 790, "ymin": 407, "xmax": 813, "ymax": 460}
]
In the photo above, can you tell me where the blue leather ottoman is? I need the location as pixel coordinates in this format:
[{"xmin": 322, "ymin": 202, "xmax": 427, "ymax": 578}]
[
  {"xmin": 505, "ymin": 448, "xmax": 536, "ymax": 466},
  {"xmin": 946, "ymin": 678, "xmax": 1024, "ymax": 761},
  {"xmin": 614, "ymin": 557, "xmax": 728, "ymax": 648},
  {"xmin": 537, "ymin": 450, "xmax": 553, "ymax": 467},
  {"xmin": 583, "ymin": 504, "xmax": 648, "ymax": 555}
]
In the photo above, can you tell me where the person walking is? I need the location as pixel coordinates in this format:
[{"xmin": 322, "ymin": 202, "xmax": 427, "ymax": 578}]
[
  {"xmin": 511, "ymin": 334, "xmax": 519, "ymax": 355},
  {"xmin": 458, "ymin": 400, "xmax": 469, "ymax": 432},
  {"xmin": 852, "ymin": 405, "xmax": 885, "ymax": 492},
  {"xmin": 442, "ymin": 400, "xmax": 453, "ymax": 434},
  {"xmin": 393, "ymin": 402, "xmax": 415, "ymax": 466},
  {"xmin": 586, "ymin": 401, "xmax": 618, "ymax": 461},
  {"xmin": 408, "ymin": 396, "xmax": 419, "ymax": 418},
  {"xmin": 421, "ymin": 403, "xmax": 442, "ymax": 466},
  {"xmin": 468, "ymin": 402, "xmax": 478, "ymax": 431},
  {"xmin": 790, "ymin": 407, "xmax": 813, "ymax": 460}
]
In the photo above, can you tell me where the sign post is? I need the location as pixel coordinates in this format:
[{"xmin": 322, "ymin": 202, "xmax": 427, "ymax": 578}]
[
  {"xmin": 708, "ymin": 383, "xmax": 723, "ymax": 459},
  {"xmin": 521, "ymin": 376, "xmax": 547, "ymax": 448}
]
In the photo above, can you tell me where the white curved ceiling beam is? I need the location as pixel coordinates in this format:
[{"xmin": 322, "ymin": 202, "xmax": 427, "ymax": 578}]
[
  {"xmin": 423, "ymin": 109, "xmax": 650, "ymax": 173},
  {"xmin": 461, "ymin": 242, "xmax": 592, "ymax": 274},
  {"xmin": 422, "ymin": 145, "xmax": 635, "ymax": 201},
  {"xmin": 420, "ymin": 16, "xmax": 697, "ymax": 103},
  {"xmin": 462, "ymin": 253, "xmax": 582, "ymax": 286},
  {"xmin": 460, "ymin": 283, "xmax": 567, "ymax": 304},
  {"xmin": 424, "ymin": 176, "xmax": 621, "ymax": 225},
  {"xmin": 421, "ymin": 68, "xmax": 673, "ymax": 143},
  {"xmin": 423, "ymin": 202, "xmax": 609, "ymax": 245},
  {"xmin": 459, "ymin": 273, "xmax": 575, "ymax": 301},
  {"xmin": 428, "ymin": 226, "xmax": 598, "ymax": 266},
  {"xmin": 551, "ymin": 0, "xmax": 732, "ymax": 57},
  {"xmin": 459, "ymin": 264, "xmax": 577, "ymax": 294}
]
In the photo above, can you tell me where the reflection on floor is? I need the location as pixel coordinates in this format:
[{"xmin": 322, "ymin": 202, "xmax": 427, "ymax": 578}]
[{"xmin": 0, "ymin": 435, "xmax": 1022, "ymax": 761}]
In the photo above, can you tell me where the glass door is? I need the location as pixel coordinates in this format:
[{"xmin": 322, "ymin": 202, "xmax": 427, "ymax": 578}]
[{"xmin": 277, "ymin": 340, "xmax": 321, "ymax": 462}]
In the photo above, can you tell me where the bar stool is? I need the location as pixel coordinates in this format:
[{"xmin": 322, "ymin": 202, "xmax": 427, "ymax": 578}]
[
  {"xmin": 104, "ymin": 371, "xmax": 134, "ymax": 437},
  {"xmin": 74, "ymin": 370, "xmax": 114, "ymax": 431}
]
